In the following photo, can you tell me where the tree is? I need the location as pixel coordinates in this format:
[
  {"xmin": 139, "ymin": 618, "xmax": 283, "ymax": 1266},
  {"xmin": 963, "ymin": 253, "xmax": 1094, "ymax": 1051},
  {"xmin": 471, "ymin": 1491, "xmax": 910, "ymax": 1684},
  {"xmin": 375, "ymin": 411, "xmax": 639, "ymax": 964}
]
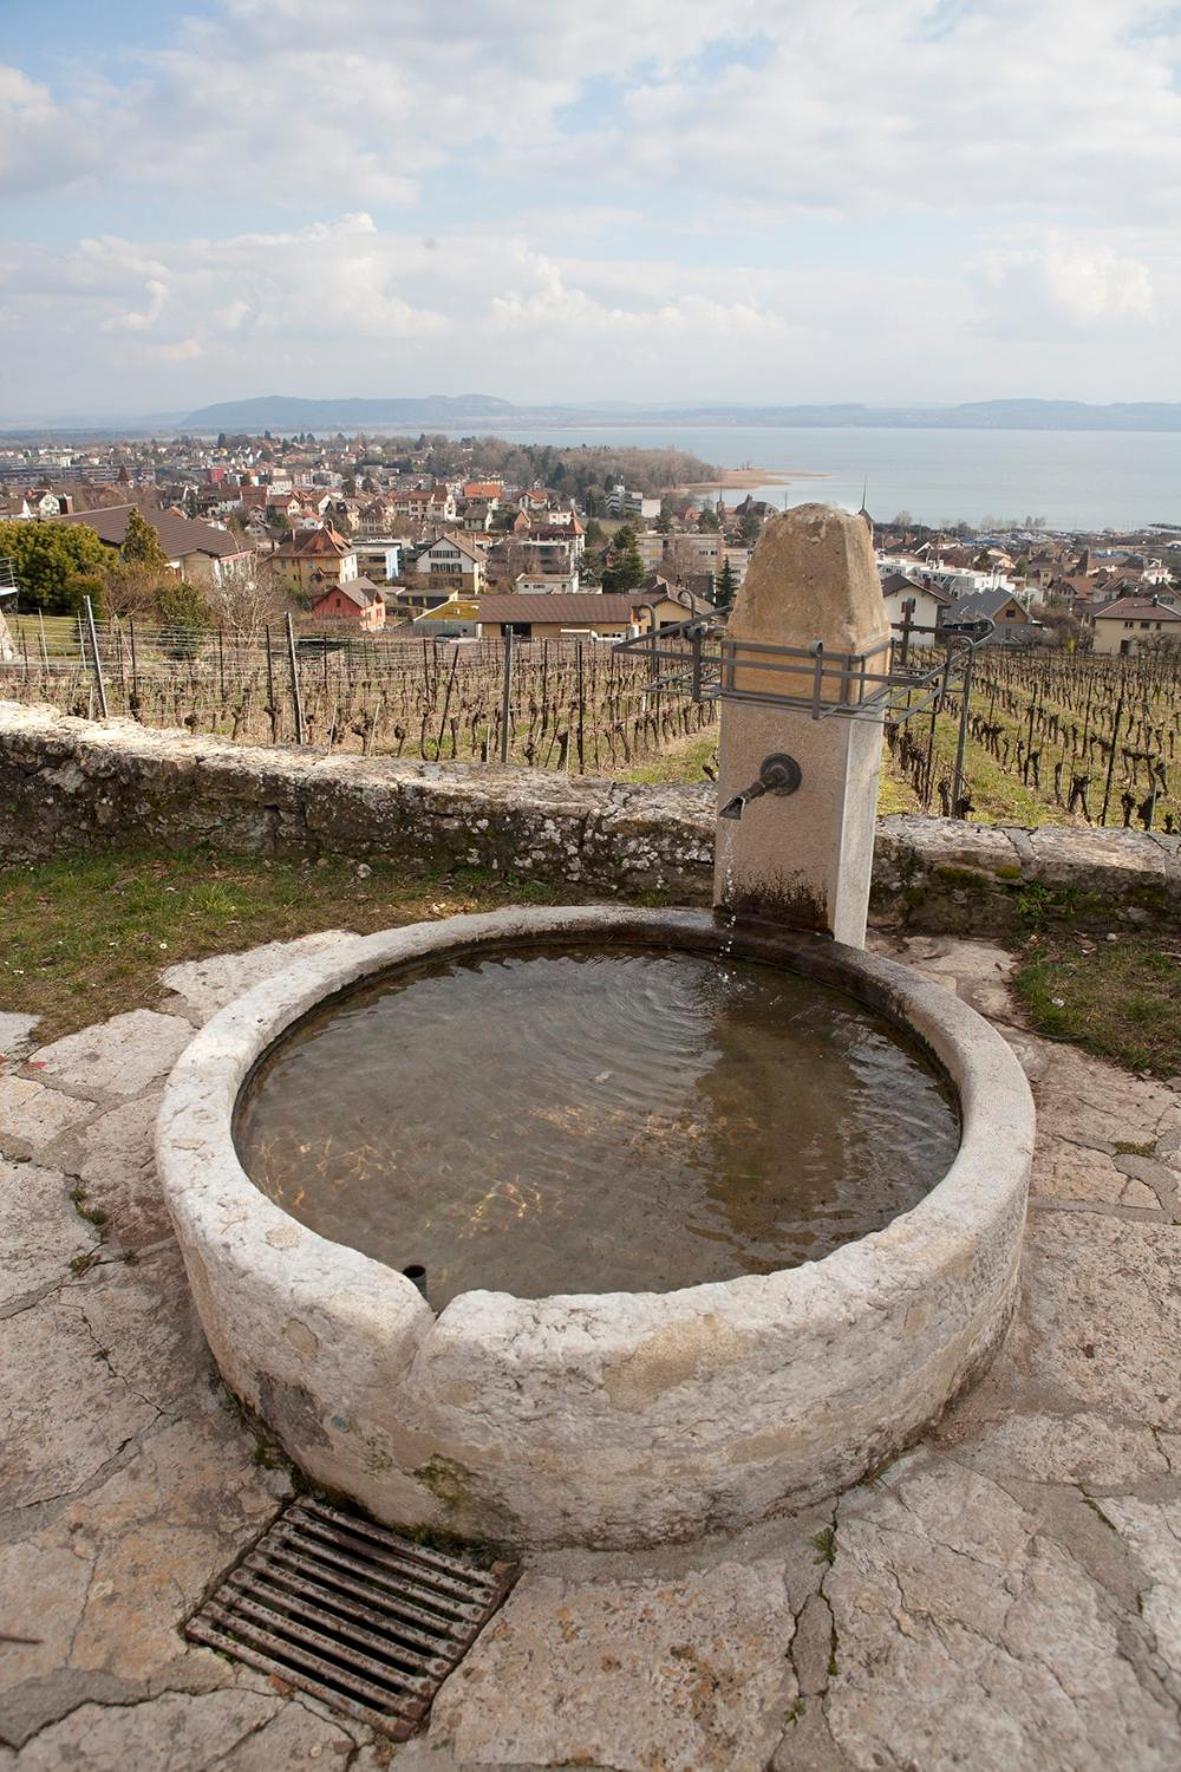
[
  {"xmin": 655, "ymin": 510, "xmax": 673, "ymax": 534},
  {"xmin": 104, "ymin": 508, "xmax": 174, "ymax": 616},
  {"xmin": 204, "ymin": 563, "xmax": 284, "ymax": 642},
  {"xmin": 121, "ymin": 509, "xmax": 169, "ymax": 570},
  {"xmin": 155, "ymin": 578, "xmax": 212, "ymax": 656},
  {"xmin": 738, "ymin": 508, "xmax": 762, "ymax": 547},
  {"xmin": 601, "ymin": 527, "xmax": 644, "ymax": 595},
  {"xmin": 698, "ymin": 506, "xmax": 721, "ymax": 532},
  {"xmin": 0, "ymin": 520, "xmax": 110, "ymax": 614},
  {"xmin": 715, "ymin": 558, "xmax": 737, "ymax": 611}
]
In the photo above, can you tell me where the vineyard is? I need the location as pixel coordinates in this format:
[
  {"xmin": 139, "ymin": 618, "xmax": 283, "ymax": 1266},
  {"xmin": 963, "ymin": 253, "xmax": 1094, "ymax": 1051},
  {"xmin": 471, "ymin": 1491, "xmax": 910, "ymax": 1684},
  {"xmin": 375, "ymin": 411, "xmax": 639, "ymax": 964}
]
[
  {"xmin": 885, "ymin": 648, "xmax": 1181, "ymax": 832},
  {"xmin": 0, "ymin": 618, "xmax": 717, "ymax": 776},
  {"xmin": 3, "ymin": 616, "xmax": 1179, "ymax": 829}
]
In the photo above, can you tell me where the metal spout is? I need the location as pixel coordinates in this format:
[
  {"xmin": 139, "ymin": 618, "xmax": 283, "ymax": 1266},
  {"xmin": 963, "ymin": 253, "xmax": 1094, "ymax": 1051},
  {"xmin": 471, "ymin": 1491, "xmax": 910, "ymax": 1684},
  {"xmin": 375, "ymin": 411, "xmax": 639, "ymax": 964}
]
[
  {"xmin": 720, "ymin": 783, "xmax": 762, "ymax": 821},
  {"xmin": 719, "ymin": 753, "xmax": 802, "ymax": 821}
]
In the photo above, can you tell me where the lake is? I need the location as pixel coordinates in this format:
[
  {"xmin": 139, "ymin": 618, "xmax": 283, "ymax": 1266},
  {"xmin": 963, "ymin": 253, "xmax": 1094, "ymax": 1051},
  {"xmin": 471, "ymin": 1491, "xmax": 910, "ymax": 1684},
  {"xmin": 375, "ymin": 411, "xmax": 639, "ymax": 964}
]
[{"xmin": 435, "ymin": 422, "xmax": 1181, "ymax": 533}]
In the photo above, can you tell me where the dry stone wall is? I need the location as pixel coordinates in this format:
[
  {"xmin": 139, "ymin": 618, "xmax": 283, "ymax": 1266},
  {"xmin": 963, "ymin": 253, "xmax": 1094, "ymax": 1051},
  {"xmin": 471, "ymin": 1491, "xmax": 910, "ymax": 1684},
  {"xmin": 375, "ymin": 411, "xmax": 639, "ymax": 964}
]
[{"xmin": 2, "ymin": 701, "xmax": 1179, "ymax": 933}]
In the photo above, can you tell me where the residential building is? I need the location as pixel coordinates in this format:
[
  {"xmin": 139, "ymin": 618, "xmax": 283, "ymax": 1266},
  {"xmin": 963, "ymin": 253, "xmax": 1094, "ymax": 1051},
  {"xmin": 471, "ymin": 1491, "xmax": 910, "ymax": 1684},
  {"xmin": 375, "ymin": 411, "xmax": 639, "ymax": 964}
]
[
  {"xmin": 411, "ymin": 532, "xmax": 487, "ymax": 595},
  {"xmin": 605, "ymin": 482, "xmax": 660, "ymax": 520},
  {"xmin": 354, "ymin": 540, "xmax": 405, "ymax": 583},
  {"xmin": 941, "ymin": 588, "xmax": 1033, "ymax": 641},
  {"xmin": 390, "ymin": 484, "xmax": 457, "ymax": 525},
  {"xmin": 470, "ymin": 593, "xmax": 643, "ymax": 640},
  {"xmin": 271, "ymin": 524, "xmax": 358, "ymax": 590},
  {"xmin": 1091, "ymin": 595, "xmax": 1181, "ymax": 656},
  {"xmin": 54, "ymin": 504, "xmax": 253, "ymax": 589},
  {"xmin": 879, "ymin": 570, "xmax": 950, "ymax": 642},
  {"xmin": 308, "ymin": 577, "xmax": 386, "ymax": 630},
  {"xmin": 513, "ymin": 572, "xmax": 580, "ymax": 596}
]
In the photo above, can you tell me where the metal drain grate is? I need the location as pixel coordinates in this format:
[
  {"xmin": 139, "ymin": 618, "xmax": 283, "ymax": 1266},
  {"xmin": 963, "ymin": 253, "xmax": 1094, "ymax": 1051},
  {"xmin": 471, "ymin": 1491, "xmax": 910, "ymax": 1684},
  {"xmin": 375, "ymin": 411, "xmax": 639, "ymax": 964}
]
[{"xmin": 186, "ymin": 1497, "xmax": 517, "ymax": 1739}]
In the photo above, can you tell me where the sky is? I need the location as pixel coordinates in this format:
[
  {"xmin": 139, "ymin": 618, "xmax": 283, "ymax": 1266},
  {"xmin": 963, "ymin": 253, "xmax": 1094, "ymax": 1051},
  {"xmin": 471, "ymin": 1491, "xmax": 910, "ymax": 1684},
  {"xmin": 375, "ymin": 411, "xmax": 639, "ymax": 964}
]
[{"xmin": 1, "ymin": 0, "xmax": 1179, "ymax": 421}]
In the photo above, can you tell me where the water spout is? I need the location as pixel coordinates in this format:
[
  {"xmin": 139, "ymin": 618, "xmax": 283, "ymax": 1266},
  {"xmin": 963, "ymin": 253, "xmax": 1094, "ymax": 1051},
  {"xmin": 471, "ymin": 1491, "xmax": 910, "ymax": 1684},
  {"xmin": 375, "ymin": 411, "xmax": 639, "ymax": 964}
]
[{"xmin": 720, "ymin": 753, "xmax": 802, "ymax": 821}]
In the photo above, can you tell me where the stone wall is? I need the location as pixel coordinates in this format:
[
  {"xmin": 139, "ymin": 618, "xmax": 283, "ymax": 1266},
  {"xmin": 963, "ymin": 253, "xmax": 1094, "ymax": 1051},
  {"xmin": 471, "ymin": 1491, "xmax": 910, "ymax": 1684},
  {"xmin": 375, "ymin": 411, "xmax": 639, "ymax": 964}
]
[{"xmin": 2, "ymin": 701, "xmax": 1179, "ymax": 932}]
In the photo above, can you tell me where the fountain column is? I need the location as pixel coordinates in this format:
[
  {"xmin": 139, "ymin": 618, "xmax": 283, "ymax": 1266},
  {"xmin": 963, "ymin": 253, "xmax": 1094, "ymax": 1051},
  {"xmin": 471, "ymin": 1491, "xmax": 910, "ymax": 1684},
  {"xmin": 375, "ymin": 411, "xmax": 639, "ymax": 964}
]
[{"xmin": 714, "ymin": 503, "xmax": 890, "ymax": 948}]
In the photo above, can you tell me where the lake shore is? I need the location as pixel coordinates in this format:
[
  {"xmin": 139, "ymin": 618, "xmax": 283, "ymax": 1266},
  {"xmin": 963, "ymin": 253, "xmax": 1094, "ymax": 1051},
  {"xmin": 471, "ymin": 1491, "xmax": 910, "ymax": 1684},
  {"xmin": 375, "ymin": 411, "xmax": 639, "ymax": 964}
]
[{"xmin": 676, "ymin": 466, "xmax": 825, "ymax": 492}]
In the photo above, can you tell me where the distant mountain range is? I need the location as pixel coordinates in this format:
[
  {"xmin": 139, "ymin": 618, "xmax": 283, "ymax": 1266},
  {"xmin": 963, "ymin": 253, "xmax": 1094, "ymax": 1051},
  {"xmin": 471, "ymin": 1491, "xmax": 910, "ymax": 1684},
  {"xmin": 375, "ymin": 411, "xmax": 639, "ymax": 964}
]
[{"xmin": 181, "ymin": 395, "xmax": 1181, "ymax": 434}]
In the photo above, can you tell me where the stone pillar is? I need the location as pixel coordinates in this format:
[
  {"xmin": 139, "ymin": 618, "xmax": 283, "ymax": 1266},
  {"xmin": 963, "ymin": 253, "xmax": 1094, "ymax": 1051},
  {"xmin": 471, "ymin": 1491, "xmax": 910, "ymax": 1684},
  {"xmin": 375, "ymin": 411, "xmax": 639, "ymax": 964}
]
[{"xmin": 713, "ymin": 504, "xmax": 889, "ymax": 947}]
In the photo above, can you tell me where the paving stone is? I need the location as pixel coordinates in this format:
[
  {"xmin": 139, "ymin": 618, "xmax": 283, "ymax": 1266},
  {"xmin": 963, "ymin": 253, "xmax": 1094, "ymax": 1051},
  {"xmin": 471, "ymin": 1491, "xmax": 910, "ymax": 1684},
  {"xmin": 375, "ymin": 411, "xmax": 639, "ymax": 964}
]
[
  {"xmin": 1017, "ymin": 1211, "xmax": 1181, "ymax": 1432},
  {"xmin": 948, "ymin": 1404, "xmax": 1171, "ymax": 1489},
  {"xmin": 216, "ymin": 1698, "xmax": 359, "ymax": 1767},
  {"xmin": 2, "ymin": 981, "xmax": 1180, "ymax": 1772},
  {"xmin": 160, "ymin": 930, "xmax": 354, "ymax": 1022},
  {"xmin": 1101, "ymin": 1497, "xmax": 1181, "ymax": 1684},
  {"xmin": 0, "ymin": 1077, "xmax": 94, "ymax": 1160},
  {"xmin": 905, "ymin": 939, "xmax": 1016, "ymax": 982},
  {"xmin": 427, "ymin": 1556, "xmax": 796, "ymax": 1772},
  {"xmin": 0, "ymin": 1538, "xmax": 96, "ymax": 1699},
  {"xmin": 0, "ymin": 1012, "xmax": 40, "ymax": 1064},
  {"xmin": 55, "ymin": 1091, "xmax": 173, "ymax": 1247},
  {"xmin": 1034, "ymin": 1043, "xmax": 1181, "ymax": 1155},
  {"xmin": 825, "ymin": 1456, "xmax": 1180, "ymax": 1772},
  {"xmin": 1029, "ymin": 1134, "xmax": 1129, "ymax": 1204},
  {"xmin": 0, "ymin": 1286, "xmax": 162, "ymax": 1511},
  {"xmin": 28, "ymin": 1011, "xmax": 194, "ymax": 1100},
  {"xmin": 12, "ymin": 1689, "xmax": 283, "ymax": 1771},
  {"xmin": 0, "ymin": 1159, "xmax": 95, "ymax": 1312},
  {"xmin": 76, "ymin": 1244, "xmax": 211, "ymax": 1414},
  {"xmin": 54, "ymin": 1413, "xmax": 288, "ymax": 1682}
]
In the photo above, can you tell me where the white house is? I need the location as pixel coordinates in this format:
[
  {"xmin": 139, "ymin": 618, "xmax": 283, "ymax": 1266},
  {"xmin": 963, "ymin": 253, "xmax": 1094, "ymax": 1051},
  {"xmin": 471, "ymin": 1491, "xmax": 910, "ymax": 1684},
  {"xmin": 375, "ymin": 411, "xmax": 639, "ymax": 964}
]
[
  {"xmin": 879, "ymin": 570, "xmax": 950, "ymax": 642},
  {"xmin": 411, "ymin": 532, "xmax": 487, "ymax": 594}
]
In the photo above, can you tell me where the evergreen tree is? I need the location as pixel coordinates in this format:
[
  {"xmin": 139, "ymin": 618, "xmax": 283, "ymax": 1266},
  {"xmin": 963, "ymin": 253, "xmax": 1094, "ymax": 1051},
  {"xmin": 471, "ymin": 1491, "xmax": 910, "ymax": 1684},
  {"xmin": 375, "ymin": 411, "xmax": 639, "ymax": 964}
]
[
  {"xmin": 121, "ymin": 508, "xmax": 169, "ymax": 570},
  {"xmin": 601, "ymin": 526, "xmax": 644, "ymax": 595}
]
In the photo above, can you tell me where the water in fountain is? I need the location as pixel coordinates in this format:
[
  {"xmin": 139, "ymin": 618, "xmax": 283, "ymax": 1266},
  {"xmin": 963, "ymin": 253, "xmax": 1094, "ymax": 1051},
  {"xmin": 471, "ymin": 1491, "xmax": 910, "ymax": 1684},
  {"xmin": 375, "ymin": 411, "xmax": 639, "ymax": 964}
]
[{"xmin": 235, "ymin": 943, "xmax": 958, "ymax": 1308}]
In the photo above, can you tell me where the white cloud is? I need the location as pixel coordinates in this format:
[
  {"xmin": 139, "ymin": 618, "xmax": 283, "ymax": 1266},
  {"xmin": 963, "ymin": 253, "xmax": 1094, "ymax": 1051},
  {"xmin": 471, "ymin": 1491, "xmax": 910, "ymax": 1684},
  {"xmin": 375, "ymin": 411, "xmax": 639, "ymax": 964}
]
[
  {"xmin": 0, "ymin": 63, "xmax": 98, "ymax": 195},
  {"xmin": 978, "ymin": 232, "xmax": 1161, "ymax": 336},
  {"xmin": 1, "ymin": 2, "xmax": 1178, "ymax": 410}
]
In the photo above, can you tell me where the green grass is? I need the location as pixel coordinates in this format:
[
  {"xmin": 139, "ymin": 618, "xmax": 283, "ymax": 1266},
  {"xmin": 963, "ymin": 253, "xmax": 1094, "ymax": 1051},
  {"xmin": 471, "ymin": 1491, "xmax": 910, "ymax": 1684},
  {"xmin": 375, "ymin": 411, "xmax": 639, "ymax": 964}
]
[
  {"xmin": 0, "ymin": 848, "xmax": 587, "ymax": 1044},
  {"xmin": 1013, "ymin": 934, "xmax": 1181, "ymax": 1077},
  {"xmin": 621, "ymin": 731, "xmax": 717, "ymax": 785},
  {"xmin": 6, "ymin": 613, "xmax": 84, "ymax": 658}
]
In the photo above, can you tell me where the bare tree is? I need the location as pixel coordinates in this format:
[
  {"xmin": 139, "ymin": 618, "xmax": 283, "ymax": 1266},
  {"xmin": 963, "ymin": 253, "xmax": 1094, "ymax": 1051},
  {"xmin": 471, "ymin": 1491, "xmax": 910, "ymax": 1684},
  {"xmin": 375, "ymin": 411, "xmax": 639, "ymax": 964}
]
[{"xmin": 203, "ymin": 559, "xmax": 287, "ymax": 640}]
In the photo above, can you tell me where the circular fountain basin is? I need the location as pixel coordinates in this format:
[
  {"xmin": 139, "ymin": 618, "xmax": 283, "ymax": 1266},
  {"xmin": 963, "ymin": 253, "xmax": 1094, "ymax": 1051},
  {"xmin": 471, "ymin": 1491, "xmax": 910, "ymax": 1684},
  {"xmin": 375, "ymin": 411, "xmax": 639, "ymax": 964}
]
[{"xmin": 156, "ymin": 906, "xmax": 1034, "ymax": 1549}]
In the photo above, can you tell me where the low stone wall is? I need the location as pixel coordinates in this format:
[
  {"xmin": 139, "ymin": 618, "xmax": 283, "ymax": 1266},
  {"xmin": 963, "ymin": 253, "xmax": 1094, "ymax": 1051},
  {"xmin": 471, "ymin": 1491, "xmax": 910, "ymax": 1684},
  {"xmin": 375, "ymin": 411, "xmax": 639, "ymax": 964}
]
[{"xmin": 2, "ymin": 701, "xmax": 1179, "ymax": 931}]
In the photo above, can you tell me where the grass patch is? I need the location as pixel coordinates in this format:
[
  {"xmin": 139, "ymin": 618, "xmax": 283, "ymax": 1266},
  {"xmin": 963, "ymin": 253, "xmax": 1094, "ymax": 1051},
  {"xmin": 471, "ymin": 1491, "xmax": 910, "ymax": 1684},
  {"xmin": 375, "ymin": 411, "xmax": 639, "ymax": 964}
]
[
  {"xmin": 0, "ymin": 847, "xmax": 585, "ymax": 1044},
  {"xmin": 1013, "ymin": 934, "xmax": 1181, "ymax": 1077},
  {"xmin": 620, "ymin": 730, "xmax": 717, "ymax": 785}
]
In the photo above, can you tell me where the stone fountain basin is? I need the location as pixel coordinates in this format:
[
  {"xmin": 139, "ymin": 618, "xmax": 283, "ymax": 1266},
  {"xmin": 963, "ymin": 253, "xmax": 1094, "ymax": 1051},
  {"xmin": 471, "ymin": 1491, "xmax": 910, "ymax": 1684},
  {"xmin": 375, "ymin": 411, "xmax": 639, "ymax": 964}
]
[{"xmin": 155, "ymin": 905, "xmax": 1034, "ymax": 1550}]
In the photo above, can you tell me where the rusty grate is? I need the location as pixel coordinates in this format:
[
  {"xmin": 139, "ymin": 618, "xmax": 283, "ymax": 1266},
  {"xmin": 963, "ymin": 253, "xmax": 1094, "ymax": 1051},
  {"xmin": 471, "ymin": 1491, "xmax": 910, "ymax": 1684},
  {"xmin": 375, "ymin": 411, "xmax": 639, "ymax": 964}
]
[{"xmin": 186, "ymin": 1496, "xmax": 517, "ymax": 1740}]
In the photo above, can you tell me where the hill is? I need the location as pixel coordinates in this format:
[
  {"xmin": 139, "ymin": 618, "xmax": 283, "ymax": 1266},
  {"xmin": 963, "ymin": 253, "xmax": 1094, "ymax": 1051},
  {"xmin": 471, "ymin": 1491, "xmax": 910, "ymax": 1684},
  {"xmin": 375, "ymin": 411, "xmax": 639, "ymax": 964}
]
[{"xmin": 184, "ymin": 394, "xmax": 515, "ymax": 430}]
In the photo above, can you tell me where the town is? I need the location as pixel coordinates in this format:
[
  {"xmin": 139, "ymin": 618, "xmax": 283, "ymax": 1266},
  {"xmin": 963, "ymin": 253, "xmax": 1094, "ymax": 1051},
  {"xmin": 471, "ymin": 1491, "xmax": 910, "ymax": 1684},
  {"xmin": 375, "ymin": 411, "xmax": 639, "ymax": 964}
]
[{"xmin": 1, "ymin": 430, "xmax": 1178, "ymax": 655}]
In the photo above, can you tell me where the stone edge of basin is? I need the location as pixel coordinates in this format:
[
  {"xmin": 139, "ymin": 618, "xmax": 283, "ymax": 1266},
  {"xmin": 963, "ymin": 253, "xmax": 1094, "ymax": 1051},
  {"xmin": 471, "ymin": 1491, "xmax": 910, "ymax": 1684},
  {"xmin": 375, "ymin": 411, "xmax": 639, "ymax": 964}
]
[{"xmin": 155, "ymin": 904, "xmax": 1035, "ymax": 1550}]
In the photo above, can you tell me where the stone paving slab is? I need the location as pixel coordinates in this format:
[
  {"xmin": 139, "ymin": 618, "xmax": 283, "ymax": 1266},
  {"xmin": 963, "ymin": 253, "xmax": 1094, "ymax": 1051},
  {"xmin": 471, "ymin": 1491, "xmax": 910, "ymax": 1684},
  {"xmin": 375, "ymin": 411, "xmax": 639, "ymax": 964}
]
[
  {"xmin": 429, "ymin": 1554, "xmax": 796, "ymax": 1772},
  {"xmin": 160, "ymin": 930, "xmax": 355, "ymax": 1023},
  {"xmin": 28, "ymin": 1010, "xmax": 194, "ymax": 1100},
  {"xmin": 0, "ymin": 1158, "xmax": 94, "ymax": 1312},
  {"xmin": 0, "ymin": 1013, "xmax": 39, "ymax": 1065},
  {"xmin": 0, "ymin": 1077, "xmax": 94, "ymax": 1161},
  {"xmin": 49, "ymin": 1091, "xmax": 174, "ymax": 1247},
  {"xmin": 0, "ymin": 931, "xmax": 1178, "ymax": 1770}
]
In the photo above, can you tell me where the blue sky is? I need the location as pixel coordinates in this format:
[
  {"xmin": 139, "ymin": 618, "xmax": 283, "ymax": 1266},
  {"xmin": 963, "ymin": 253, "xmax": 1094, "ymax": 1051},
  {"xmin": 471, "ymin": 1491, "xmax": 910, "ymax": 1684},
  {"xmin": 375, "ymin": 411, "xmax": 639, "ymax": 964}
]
[{"xmin": 1, "ymin": 0, "xmax": 1178, "ymax": 419}]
